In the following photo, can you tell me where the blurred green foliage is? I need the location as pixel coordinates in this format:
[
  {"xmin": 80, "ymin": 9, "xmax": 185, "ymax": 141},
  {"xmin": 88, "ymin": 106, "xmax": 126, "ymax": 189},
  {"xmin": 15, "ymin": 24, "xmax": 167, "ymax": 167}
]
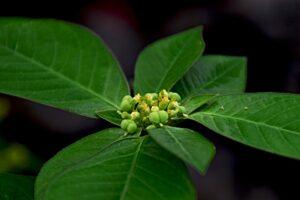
[{"xmin": 0, "ymin": 98, "xmax": 42, "ymax": 173}]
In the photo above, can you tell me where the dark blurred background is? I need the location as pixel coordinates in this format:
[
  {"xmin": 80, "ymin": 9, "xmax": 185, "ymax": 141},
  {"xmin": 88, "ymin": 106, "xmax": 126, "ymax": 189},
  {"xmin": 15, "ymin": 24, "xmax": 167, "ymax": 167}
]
[{"xmin": 0, "ymin": 0, "xmax": 300, "ymax": 199}]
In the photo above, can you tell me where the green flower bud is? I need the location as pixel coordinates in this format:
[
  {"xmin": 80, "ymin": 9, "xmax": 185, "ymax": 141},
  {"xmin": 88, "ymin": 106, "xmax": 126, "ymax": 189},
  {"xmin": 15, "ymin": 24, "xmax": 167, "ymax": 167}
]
[
  {"xmin": 169, "ymin": 92, "xmax": 181, "ymax": 101},
  {"xmin": 133, "ymin": 93, "xmax": 142, "ymax": 103},
  {"xmin": 151, "ymin": 106, "xmax": 159, "ymax": 112},
  {"xmin": 159, "ymin": 89, "xmax": 169, "ymax": 98},
  {"xmin": 158, "ymin": 110, "xmax": 168, "ymax": 124},
  {"xmin": 168, "ymin": 109, "xmax": 178, "ymax": 118},
  {"xmin": 144, "ymin": 99, "xmax": 153, "ymax": 106},
  {"xmin": 122, "ymin": 95, "xmax": 133, "ymax": 102},
  {"xmin": 131, "ymin": 111, "xmax": 140, "ymax": 120},
  {"xmin": 121, "ymin": 119, "xmax": 137, "ymax": 134},
  {"xmin": 149, "ymin": 110, "xmax": 169, "ymax": 124},
  {"xmin": 127, "ymin": 121, "xmax": 137, "ymax": 134},
  {"xmin": 149, "ymin": 111, "xmax": 160, "ymax": 124},
  {"xmin": 152, "ymin": 93, "xmax": 158, "ymax": 100},
  {"xmin": 159, "ymin": 96, "xmax": 170, "ymax": 110},
  {"xmin": 144, "ymin": 93, "xmax": 156, "ymax": 99},
  {"xmin": 168, "ymin": 101, "xmax": 179, "ymax": 110},
  {"xmin": 121, "ymin": 112, "xmax": 131, "ymax": 119},
  {"xmin": 121, "ymin": 119, "xmax": 131, "ymax": 130},
  {"xmin": 152, "ymin": 100, "xmax": 158, "ymax": 106},
  {"xmin": 142, "ymin": 116, "xmax": 150, "ymax": 125},
  {"xmin": 137, "ymin": 102, "xmax": 150, "ymax": 114},
  {"xmin": 144, "ymin": 93, "xmax": 156, "ymax": 105},
  {"xmin": 120, "ymin": 100, "xmax": 132, "ymax": 112},
  {"xmin": 178, "ymin": 106, "xmax": 186, "ymax": 114},
  {"xmin": 119, "ymin": 91, "xmax": 185, "ymax": 131}
]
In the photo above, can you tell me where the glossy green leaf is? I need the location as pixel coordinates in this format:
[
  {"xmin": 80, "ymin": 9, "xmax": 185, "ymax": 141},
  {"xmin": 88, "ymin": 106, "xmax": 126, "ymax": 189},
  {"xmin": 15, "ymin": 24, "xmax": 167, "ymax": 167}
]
[
  {"xmin": 35, "ymin": 128, "xmax": 195, "ymax": 200},
  {"xmin": 183, "ymin": 94, "xmax": 217, "ymax": 114},
  {"xmin": 96, "ymin": 109, "xmax": 122, "ymax": 126},
  {"xmin": 0, "ymin": 18, "xmax": 129, "ymax": 118},
  {"xmin": 173, "ymin": 55, "xmax": 247, "ymax": 100},
  {"xmin": 0, "ymin": 173, "xmax": 34, "ymax": 200},
  {"xmin": 148, "ymin": 126, "xmax": 215, "ymax": 174},
  {"xmin": 190, "ymin": 93, "xmax": 300, "ymax": 159},
  {"xmin": 134, "ymin": 27, "xmax": 205, "ymax": 94}
]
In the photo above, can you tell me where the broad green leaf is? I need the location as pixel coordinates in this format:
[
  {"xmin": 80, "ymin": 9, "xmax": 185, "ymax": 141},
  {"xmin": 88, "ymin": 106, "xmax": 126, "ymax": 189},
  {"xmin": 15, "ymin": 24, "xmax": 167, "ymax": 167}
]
[
  {"xmin": 0, "ymin": 18, "xmax": 129, "ymax": 118},
  {"xmin": 96, "ymin": 109, "xmax": 122, "ymax": 126},
  {"xmin": 183, "ymin": 94, "xmax": 217, "ymax": 114},
  {"xmin": 35, "ymin": 128, "xmax": 195, "ymax": 200},
  {"xmin": 173, "ymin": 55, "xmax": 247, "ymax": 100},
  {"xmin": 134, "ymin": 27, "xmax": 205, "ymax": 94},
  {"xmin": 0, "ymin": 173, "xmax": 34, "ymax": 200},
  {"xmin": 148, "ymin": 126, "xmax": 215, "ymax": 174},
  {"xmin": 189, "ymin": 93, "xmax": 300, "ymax": 159}
]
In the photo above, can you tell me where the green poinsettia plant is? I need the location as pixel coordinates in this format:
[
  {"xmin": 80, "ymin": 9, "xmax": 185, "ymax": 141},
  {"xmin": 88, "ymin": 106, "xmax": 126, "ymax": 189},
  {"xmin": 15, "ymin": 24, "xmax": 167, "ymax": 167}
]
[{"xmin": 0, "ymin": 18, "xmax": 299, "ymax": 200}]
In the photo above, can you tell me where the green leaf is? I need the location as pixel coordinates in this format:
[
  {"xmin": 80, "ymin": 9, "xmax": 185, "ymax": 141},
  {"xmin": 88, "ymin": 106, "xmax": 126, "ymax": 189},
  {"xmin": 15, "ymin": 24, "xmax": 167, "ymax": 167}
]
[
  {"xmin": 189, "ymin": 93, "xmax": 300, "ymax": 159},
  {"xmin": 183, "ymin": 94, "xmax": 217, "ymax": 114},
  {"xmin": 35, "ymin": 128, "xmax": 195, "ymax": 200},
  {"xmin": 96, "ymin": 109, "xmax": 122, "ymax": 126},
  {"xmin": 0, "ymin": 173, "xmax": 34, "ymax": 200},
  {"xmin": 148, "ymin": 126, "xmax": 215, "ymax": 174},
  {"xmin": 134, "ymin": 27, "xmax": 205, "ymax": 94},
  {"xmin": 0, "ymin": 18, "xmax": 129, "ymax": 118},
  {"xmin": 173, "ymin": 55, "xmax": 247, "ymax": 100}
]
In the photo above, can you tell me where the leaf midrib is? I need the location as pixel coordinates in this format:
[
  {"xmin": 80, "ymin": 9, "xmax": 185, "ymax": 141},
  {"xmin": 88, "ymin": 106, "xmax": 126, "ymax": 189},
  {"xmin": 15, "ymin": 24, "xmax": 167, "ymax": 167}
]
[
  {"xmin": 184, "ymin": 60, "xmax": 242, "ymax": 101},
  {"xmin": 0, "ymin": 44, "xmax": 119, "ymax": 109},
  {"xmin": 155, "ymin": 34, "xmax": 196, "ymax": 92},
  {"xmin": 193, "ymin": 112, "xmax": 300, "ymax": 136},
  {"xmin": 119, "ymin": 137, "xmax": 144, "ymax": 200},
  {"xmin": 163, "ymin": 128, "xmax": 196, "ymax": 167},
  {"xmin": 38, "ymin": 135, "xmax": 137, "ymax": 199}
]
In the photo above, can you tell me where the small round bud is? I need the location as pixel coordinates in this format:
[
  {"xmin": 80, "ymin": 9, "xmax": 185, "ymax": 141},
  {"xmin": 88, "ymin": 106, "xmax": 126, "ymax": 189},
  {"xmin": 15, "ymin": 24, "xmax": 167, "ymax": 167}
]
[
  {"xmin": 158, "ymin": 110, "xmax": 168, "ymax": 124},
  {"xmin": 144, "ymin": 93, "xmax": 158, "ymax": 105},
  {"xmin": 151, "ymin": 106, "xmax": 159, "ymax": 112},
  {"xmin": 152, "ymin": 100, "xmax": 158, "ymax": 106},
  {"xmin": 168, "ymin": 101, "xmax": 179, "ymax": 110},
  {"xmin": 120, "ymin": 100, "xmax": 132, "ymax": 112},
  {"xmin": 138, "ymin": 102, "xmax": 150, "ymax": 114},
  {"xmin": 149, "ymin": 111, "xmax": 160, "ymax": 124},
  {"xmin": 122, "ymin": 95, "xmax": 133, "ymax": 102},
  {"xmin": 131, "ymin": 111, "xmax": 140, "ymax": 120},
  {"xmin": 121, "ymin": 119, "xmax": 131, "ymax": 130},
  {"xmin": 168, "ymin": 109, "xmax": 178, "ymax": 118},
  {"xmin": 145, "ymin": 99, "xmax": 153, "ymax": 106},
  {"xmin": 159, "ymin": 89, "xmax": 169, "ymax": 98},
  {"xmin": 151, "ymin": 93, "xmax": 158, "ymax": 100},
  {"xmin": 127, "ymin": 121, "xmax": 137, "ymax": 134},
  {"xmin": 178, "ymin": 106, "xmax": 186, "ymax": 114},
  {"xmin": 169, "ymin": 92, "xmax": 181, "ymax": 101},
  {"xmin": 121, "ymin": 112, "xmax": 131, "ymax": 119},
  {"xmin": 133, "ymin": 93, "xmax": 142, "ymax": 103},
  {"xmin": 144, "ymin": 93, "xmax": 153, "ymax": 99},
  {"xmin": 142, "ymin": 116, "xmax": 150, "ymax": 125},
  {"xmin": 159, "ymin": 96, "xmax": 170, "ymax": 110}
]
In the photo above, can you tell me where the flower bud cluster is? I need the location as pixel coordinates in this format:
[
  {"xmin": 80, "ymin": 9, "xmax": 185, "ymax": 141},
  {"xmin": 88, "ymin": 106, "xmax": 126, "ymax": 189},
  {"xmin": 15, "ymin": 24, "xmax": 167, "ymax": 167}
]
[{"xmin": 118, "ymin": 90, "xmax": 186, "ymax": 134}]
